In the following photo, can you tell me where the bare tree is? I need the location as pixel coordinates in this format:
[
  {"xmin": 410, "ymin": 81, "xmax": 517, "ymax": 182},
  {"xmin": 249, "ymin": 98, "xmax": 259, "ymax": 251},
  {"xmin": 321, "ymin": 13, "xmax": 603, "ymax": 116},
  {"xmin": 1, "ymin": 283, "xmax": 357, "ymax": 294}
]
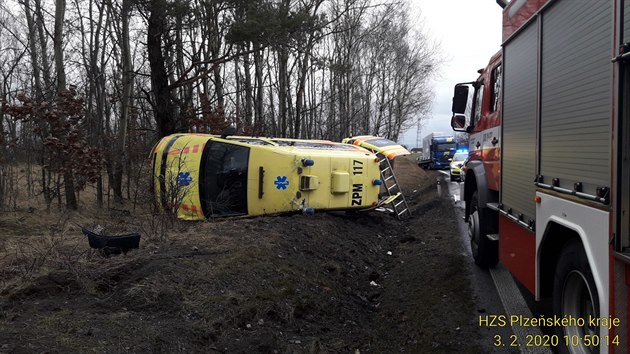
[
  {"xmin": 110, "ymin": 0, "xmax": 134, "ymax": 203},
  {"xmin": 1, "ymin": 0, "xmax": 440, "ymax": 211},
  {"xmin": 52, "ymin": 0, "xmax": 79, "ymax": 210},
  {"xmin": 147, "ymin": 0, "xmax": 178, "ymax": 137}
]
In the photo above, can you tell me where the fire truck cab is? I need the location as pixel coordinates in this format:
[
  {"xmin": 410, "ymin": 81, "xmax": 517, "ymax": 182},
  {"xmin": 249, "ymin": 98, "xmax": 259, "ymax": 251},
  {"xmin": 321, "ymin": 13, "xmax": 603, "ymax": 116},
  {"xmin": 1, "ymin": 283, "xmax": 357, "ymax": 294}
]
[{"xmin": 451, "ymin": 50, "xmax": 503, "ymax": 269}]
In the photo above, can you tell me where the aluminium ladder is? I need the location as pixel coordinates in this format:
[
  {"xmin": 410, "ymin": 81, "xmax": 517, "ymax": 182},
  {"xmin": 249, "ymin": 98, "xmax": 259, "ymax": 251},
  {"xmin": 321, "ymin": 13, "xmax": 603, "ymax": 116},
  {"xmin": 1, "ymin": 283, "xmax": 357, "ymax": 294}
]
[{"xmin": 378, "ymin": 155, "xmax": 411, "ymax": 219}]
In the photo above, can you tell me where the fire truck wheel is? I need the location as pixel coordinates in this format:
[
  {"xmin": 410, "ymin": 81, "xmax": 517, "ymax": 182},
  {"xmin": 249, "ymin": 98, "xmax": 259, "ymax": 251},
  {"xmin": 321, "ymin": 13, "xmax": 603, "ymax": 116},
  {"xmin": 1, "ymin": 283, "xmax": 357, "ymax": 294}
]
[
  {"xmin": 553, "ymin": 240, "xmax": 599, "ymax": 354},
  {"xmin": 468, "ymin": 191, "xmax": 498, "ymax": 268}
]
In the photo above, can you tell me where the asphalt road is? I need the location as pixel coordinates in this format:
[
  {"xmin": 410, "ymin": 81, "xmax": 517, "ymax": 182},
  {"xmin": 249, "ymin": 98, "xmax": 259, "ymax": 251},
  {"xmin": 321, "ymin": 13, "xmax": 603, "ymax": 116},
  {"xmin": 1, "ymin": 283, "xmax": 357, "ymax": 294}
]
[{"xmin": 437, "ymin": 170, "xmax": 553, "ymax": 354}]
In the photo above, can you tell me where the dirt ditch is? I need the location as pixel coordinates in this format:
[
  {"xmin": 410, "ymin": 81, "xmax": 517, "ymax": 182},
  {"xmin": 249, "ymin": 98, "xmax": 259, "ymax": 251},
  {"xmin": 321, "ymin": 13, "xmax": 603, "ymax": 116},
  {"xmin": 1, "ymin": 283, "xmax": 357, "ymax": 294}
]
[{"xmin": 0, "ymin": 158, "xmax": 487, "ymax": 353}]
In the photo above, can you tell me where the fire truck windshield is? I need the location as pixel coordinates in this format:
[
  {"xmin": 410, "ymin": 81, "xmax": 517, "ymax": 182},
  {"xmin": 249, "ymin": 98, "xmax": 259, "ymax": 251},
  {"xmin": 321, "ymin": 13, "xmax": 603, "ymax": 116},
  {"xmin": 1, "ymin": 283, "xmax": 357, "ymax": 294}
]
[
  {"xmin": 436, "ymin": 143, "xmax": 457, "ymax": 152},
  {"xmin": 473, "ymin": 85, "xmax": 484, "ymax": 126}
]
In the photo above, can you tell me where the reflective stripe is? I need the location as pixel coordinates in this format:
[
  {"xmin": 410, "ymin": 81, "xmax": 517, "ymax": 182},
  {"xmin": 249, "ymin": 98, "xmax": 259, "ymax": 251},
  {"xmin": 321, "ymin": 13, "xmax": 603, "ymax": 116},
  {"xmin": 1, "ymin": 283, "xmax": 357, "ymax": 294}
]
[
  {"xmin": 381, "ymin": 147, "xmax": 408, "ymax": 159},
  {"xmin": 181, "ymin": 203, "xmax": 199, "ymax": 214},
  {"xmin": 168, "ymin": 144, "xmax": 201, "ymax": 155}
]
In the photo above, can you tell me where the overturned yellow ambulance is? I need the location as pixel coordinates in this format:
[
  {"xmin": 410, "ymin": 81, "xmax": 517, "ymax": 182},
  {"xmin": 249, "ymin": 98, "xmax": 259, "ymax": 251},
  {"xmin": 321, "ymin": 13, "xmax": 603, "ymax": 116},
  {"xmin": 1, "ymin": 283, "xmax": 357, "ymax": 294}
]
[{"xmin": 151, "ymin": 134, "xmax": 383, "ymax": 220}]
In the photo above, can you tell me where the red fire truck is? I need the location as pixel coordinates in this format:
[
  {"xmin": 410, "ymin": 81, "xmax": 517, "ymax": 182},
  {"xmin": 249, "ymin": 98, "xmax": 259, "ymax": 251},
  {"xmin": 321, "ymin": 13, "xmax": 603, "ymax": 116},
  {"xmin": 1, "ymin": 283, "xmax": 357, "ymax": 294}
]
[{"xmin": 451, "ymin": 0, "xmax": 630, "ymax": 352}]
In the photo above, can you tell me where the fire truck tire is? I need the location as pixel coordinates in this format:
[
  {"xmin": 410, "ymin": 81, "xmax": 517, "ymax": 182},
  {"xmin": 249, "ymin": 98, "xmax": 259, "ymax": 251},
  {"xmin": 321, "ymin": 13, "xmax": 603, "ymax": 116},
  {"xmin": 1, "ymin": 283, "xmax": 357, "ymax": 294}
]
[
  {"xmin": 468, "ymin": 191, "xmax": 498, "ymax": 268},
  {"xmin": 553, "ymin": 240, "xmax": 599, "ymax": 354}
]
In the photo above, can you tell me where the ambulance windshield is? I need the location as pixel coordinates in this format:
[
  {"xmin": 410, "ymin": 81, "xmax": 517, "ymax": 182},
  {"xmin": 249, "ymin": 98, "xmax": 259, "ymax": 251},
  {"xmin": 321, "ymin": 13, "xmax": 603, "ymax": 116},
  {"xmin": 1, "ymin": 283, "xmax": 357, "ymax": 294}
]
[{"xmin": 199, "ymin": 141, "xmax": 250, "ymax": 217}]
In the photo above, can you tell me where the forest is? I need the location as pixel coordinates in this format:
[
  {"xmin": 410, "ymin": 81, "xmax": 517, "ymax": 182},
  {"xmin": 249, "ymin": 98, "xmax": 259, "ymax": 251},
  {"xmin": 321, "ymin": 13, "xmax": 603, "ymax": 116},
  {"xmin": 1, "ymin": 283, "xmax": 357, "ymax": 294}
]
[{"xmin": 0, "ymin": 0, "xmax": 440, "ymax": 211}]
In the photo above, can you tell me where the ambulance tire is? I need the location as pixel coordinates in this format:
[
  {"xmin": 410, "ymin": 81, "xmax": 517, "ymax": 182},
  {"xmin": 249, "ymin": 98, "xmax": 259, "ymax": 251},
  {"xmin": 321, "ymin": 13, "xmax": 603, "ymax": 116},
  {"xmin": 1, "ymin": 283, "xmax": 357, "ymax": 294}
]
[
  {"xmin": 553, "ymin": 240, "xmax": 600, "ymax": 354},
  {"xmin": 468, "ymin": 191, "xmax": 498, "ymax": 268}
]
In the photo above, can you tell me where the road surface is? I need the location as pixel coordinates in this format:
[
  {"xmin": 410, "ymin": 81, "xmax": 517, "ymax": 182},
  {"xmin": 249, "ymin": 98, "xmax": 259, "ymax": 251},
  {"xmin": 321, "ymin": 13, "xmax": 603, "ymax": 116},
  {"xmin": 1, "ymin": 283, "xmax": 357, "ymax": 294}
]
[{"xmin": 437, "ymin": 170, "xmax": 553, "ymax": 354}]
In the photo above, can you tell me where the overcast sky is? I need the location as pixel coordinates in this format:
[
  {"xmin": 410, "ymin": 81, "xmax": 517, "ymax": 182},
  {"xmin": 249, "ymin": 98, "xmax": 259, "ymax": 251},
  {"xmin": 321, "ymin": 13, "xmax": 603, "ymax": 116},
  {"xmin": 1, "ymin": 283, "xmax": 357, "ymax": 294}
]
[{"xmin": 400, "ymin": 0, "xmax": 503, "ymax": 148}]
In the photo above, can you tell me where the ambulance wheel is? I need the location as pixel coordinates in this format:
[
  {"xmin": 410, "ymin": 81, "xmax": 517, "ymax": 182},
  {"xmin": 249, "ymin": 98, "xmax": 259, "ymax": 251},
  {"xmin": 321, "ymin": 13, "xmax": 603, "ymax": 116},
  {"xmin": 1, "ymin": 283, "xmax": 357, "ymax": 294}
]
[
  {"xmin": 553, "ymin": 240, "xmax": 599, "ymax": 354},
  {"xmin": 468, "ymin": 191, "xmax": 498, "ymax": 268}
]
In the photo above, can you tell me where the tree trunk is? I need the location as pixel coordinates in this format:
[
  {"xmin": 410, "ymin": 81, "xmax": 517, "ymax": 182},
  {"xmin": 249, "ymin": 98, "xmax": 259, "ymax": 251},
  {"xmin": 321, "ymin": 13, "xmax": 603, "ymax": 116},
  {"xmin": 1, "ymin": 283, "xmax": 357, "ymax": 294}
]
[
  {"xmin": 53, "ymin": 0, "xmax": 78, "ymax": 210},
  {"xmin": 294, "ymin": 52, "xmax": 311, "ymax": 139},
  {"xmin": 253, "ymin": 44, "xmax": 264, "ymax": 134},
  {"xmin": 34, "ymin": 0, "xmax": 53, "ymax": 97},
  {"xmin": 148, "ymin": 0, "xmax": 176, "ymax": 137},
  {"xmin": 113, "ymin": 0, "xmax": 133, "ymax": 203},
  {"xmin": 235, "ymin": 55, "xmax": 241, "ymax": 125},
  {"xmin": 243, "ymin": 44, "xmax": 253, "ymax": 131},
  {"xmin": 23, "ymin": 0, "xmax": 44, "ymax": 100},
  {"xmin": 54, "ymin": 0, "xmax": 66, "ymax": 91},
  {"xmin": 278, "ymin": 47, "xmax": 288, "ymax": 137},
  {"xmin": 78, "ymin": 0, "xmax": 106, "ymax": 208},
  {"xmin": 208, "ymin": 2, "xmax": 224, "ymax": 118}
]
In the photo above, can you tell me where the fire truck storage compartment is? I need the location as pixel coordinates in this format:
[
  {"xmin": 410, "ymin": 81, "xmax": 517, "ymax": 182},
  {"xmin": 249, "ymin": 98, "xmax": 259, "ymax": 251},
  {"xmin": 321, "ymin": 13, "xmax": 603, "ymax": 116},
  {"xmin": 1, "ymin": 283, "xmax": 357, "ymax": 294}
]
[
  {"xmin": 620, "ymin": 0, "xmax": 630, "ymax": 251},
  {"xmin": 539, "ymin": 0, "xmax": 612, "ymax": 197},
  {"xmin": 502, "ymin": 21, "xmax": 538, "ymax": 224}
]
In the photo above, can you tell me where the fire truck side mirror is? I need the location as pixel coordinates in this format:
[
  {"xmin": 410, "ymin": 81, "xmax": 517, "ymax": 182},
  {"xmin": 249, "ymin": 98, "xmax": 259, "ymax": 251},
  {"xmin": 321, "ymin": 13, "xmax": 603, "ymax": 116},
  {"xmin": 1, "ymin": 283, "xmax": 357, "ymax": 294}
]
[
  {"xmin": 451, "ymin": 114, "xmax": 467, "ymax": 132},
  {"xmin": 452, "ymin": 84, "xmax": 469, "ymax": 114}
]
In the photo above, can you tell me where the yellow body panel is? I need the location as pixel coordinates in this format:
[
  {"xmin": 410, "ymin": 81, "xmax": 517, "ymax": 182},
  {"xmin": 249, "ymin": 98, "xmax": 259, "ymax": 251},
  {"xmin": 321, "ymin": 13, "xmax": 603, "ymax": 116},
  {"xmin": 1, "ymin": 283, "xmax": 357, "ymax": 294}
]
[
  {"xmin": 331, "ymin": 171, "xmax": 350, "ymax": 193},
  {"xmin": 152, "ymin": 134, "xmax": 208, "ymax": 220},
  {"xmin": 152, "ymin": 134, "xmax": 382, "ymax": 220},
  {"xmin": 246, "ymin": 145, "xmax": 381, "ymax": 216}
]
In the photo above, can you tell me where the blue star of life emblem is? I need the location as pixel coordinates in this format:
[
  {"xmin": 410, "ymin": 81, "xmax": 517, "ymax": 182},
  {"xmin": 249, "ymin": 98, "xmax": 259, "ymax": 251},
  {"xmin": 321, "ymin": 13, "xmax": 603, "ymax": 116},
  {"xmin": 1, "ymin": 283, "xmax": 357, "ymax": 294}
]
[
  {"xmin": 274, "ymin": 176, "xmax": 289, "ymax": 190},
  {"xmin": 177, "ymin": 172, "xmax": 193, "ymax": 186}
]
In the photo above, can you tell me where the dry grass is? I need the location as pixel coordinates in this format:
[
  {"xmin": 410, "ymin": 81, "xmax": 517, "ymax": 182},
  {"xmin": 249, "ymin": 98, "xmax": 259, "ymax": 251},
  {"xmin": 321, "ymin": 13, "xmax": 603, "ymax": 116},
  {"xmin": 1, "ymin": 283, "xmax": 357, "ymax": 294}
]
[
  {"xmin": 0, "ymin": 158, "xmax": 486, "ymax": 353},
  {"xmin": 0, "ymin": 156, "xmax": 427, "ymax": 288}
]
